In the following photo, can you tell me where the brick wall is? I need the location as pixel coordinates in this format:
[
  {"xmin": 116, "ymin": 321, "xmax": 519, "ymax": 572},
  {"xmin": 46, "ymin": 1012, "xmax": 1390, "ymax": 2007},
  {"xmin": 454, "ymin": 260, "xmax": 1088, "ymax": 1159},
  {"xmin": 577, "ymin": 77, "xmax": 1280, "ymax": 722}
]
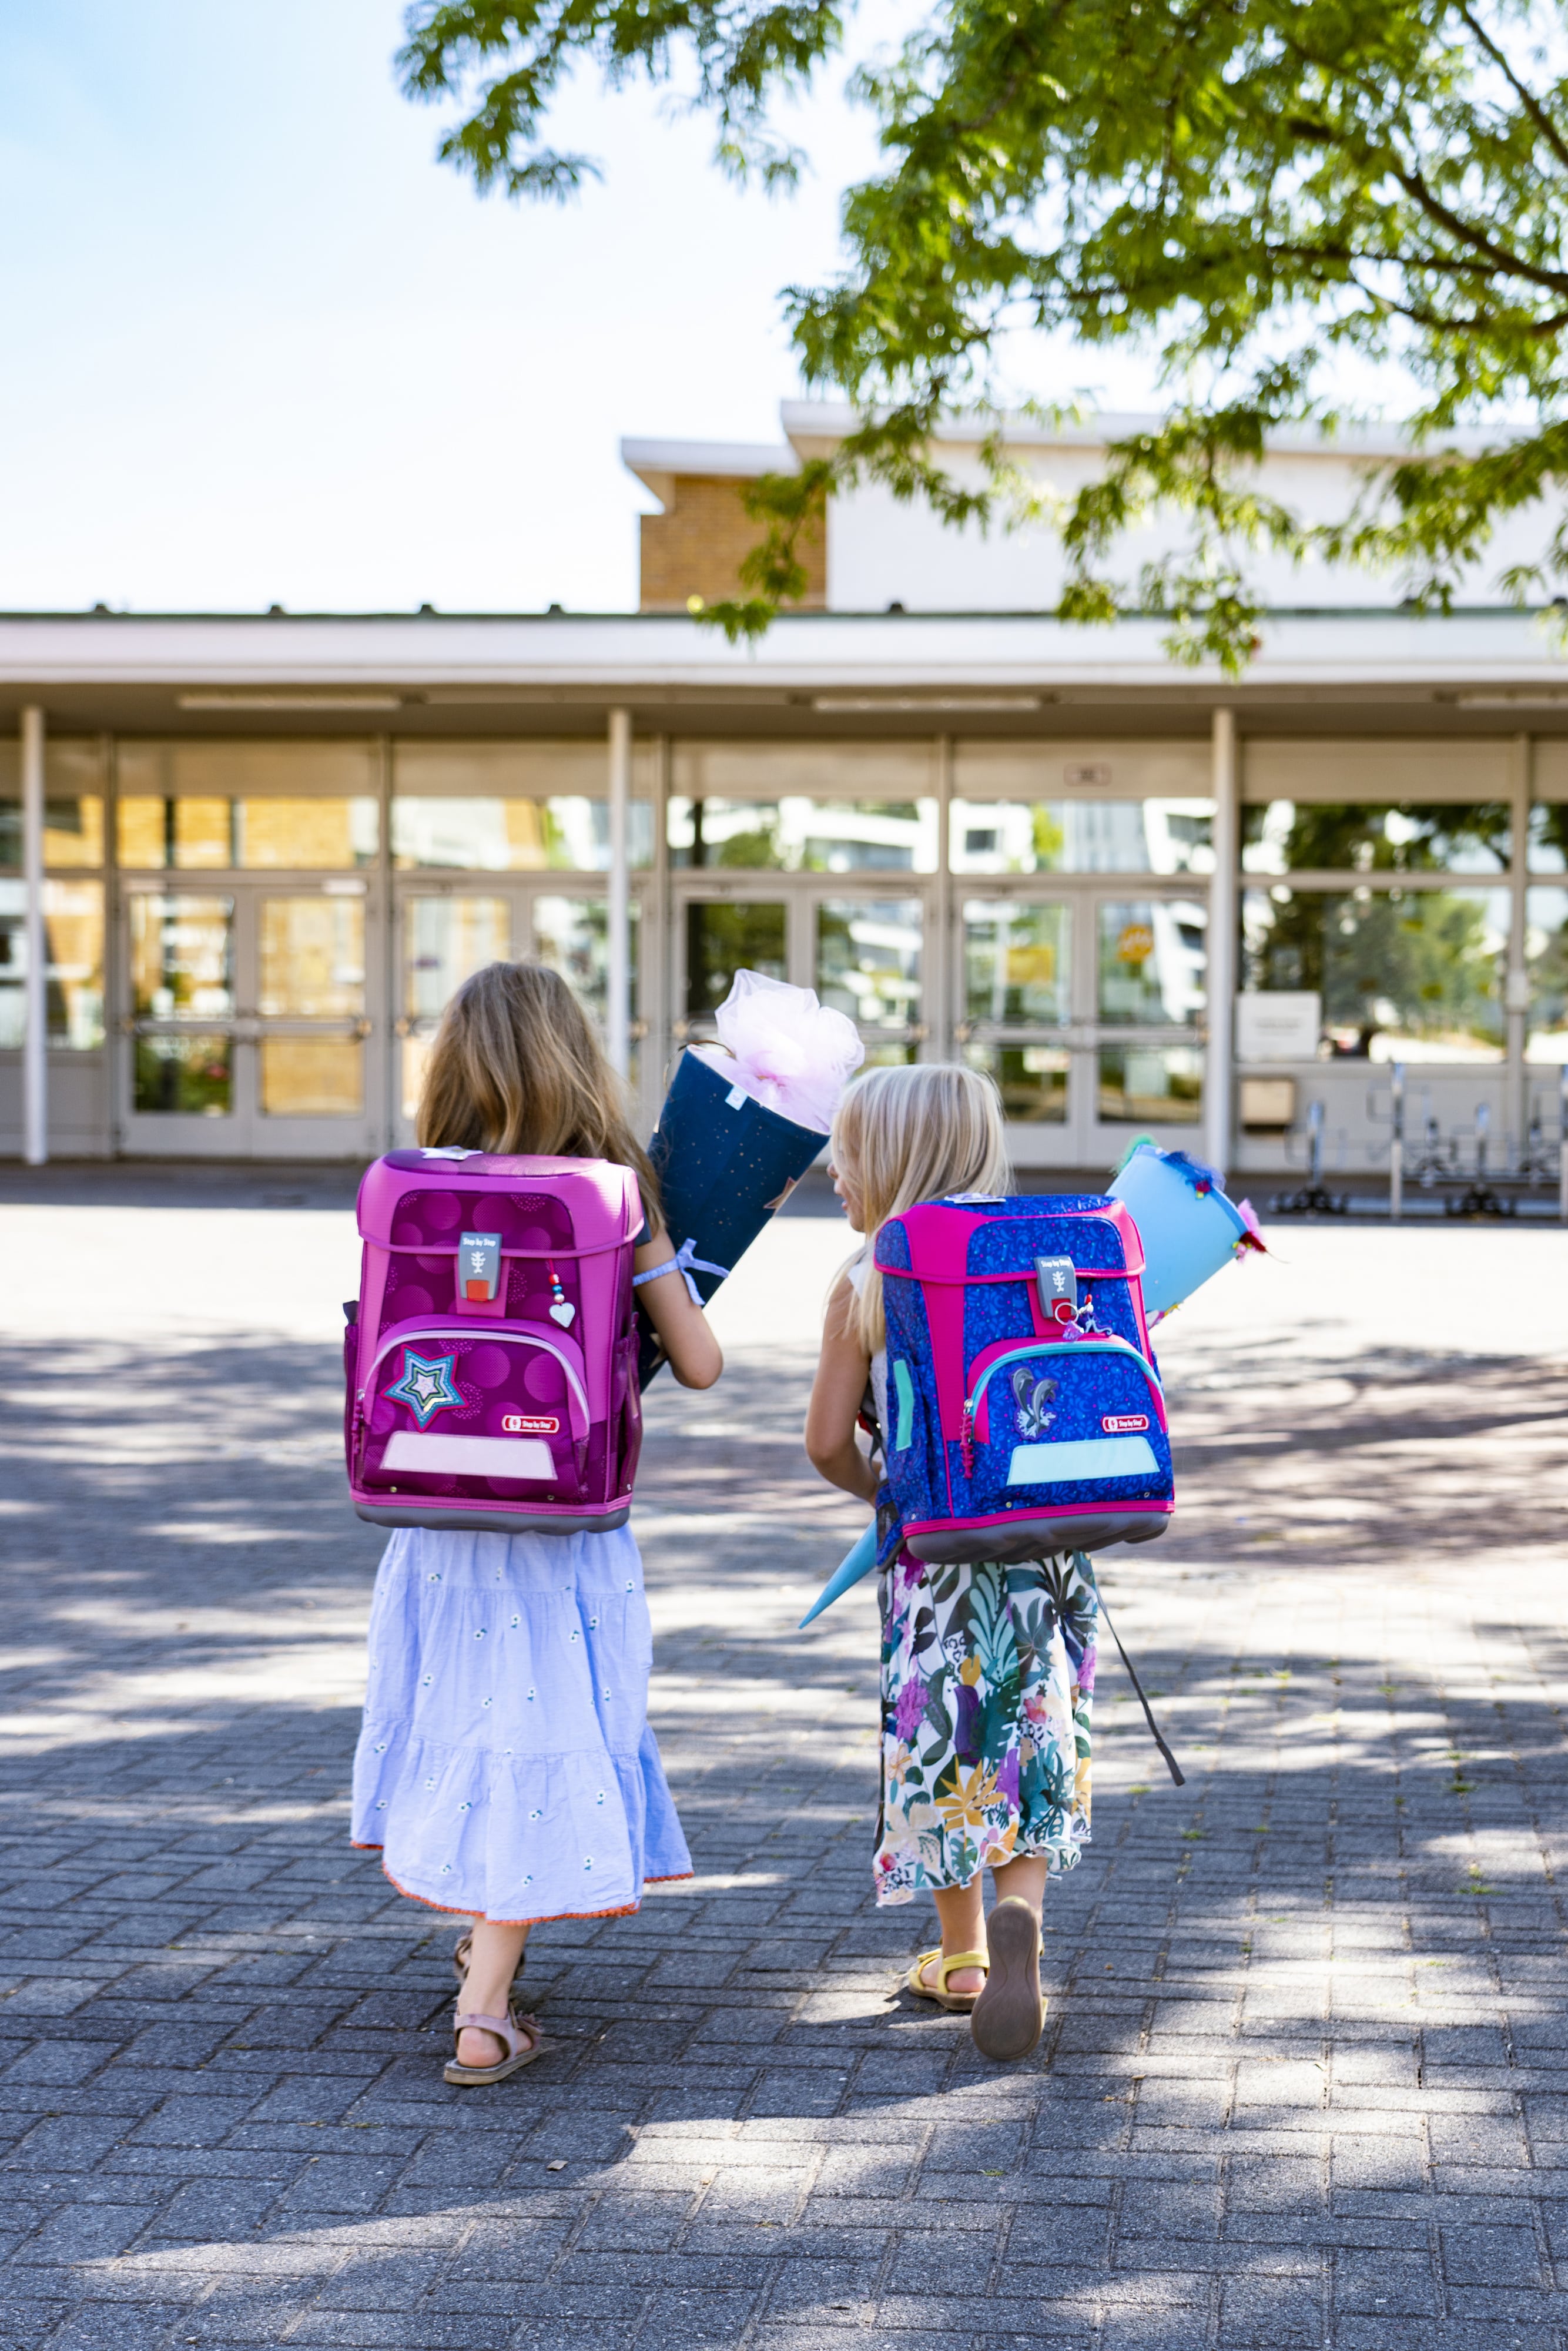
[{"xmin": 638, "ymin": 474, "xmax": 827, "ymax": 611}]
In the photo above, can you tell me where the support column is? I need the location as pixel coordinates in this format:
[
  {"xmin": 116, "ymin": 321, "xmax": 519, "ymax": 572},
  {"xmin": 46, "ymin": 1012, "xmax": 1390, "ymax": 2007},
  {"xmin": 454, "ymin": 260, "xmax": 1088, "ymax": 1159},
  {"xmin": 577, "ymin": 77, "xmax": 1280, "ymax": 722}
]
[
  {"xmin": 931, "ymin": 735, "xmax": 953, "ymax": 1063},
  {"xmin": 1204, "ymin": 706, "xmax": 1238, "ymax": 1177},
  {"xmin": 1506, "ymin": 732, "xmax": 1531, "ymax": 1151},
  {"xmin": 607, "ymin": 707, "xmax": 632, "ymax": 1078},
  {"xmin": 21, "ymin": 705, "xmax": 46, "ymax": 1166}
]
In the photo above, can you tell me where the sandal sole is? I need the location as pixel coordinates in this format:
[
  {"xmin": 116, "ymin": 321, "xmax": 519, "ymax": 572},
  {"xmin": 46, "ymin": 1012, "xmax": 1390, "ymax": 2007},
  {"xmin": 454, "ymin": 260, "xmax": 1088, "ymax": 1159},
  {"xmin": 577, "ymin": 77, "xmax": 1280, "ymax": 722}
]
[
  {"xmin": 443, "ymin": 2039, "xmax": 545, "ymax": 2086},
  {"xmin": 969, "ymin": 1900, "xmax": 1044, "ymax": 2062}
]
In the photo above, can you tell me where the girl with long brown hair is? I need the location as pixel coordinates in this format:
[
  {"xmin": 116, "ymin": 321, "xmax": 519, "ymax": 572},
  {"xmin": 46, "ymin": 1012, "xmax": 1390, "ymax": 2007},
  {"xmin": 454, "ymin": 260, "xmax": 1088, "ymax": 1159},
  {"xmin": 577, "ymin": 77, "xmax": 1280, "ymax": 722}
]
[{"xmin": 351, "ymin": 962, "xmax": 721, "ymax": 2087}]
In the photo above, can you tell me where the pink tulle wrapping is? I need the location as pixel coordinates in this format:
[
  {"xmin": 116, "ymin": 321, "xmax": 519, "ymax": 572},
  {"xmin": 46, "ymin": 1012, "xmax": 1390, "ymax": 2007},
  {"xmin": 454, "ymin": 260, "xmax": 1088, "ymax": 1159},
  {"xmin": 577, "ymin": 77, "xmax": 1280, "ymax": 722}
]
[{"xmin": 692, "ymin": 970, "xmax": 864, "ymax": 1135}]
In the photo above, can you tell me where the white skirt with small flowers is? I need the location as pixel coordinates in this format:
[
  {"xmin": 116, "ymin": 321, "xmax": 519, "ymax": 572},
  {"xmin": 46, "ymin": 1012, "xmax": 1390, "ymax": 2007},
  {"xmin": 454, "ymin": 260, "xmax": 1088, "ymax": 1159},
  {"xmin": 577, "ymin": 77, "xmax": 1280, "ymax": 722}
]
[{"xmin": 350, "ymin": 1523, "xmax": 692, "ymax": 1925}]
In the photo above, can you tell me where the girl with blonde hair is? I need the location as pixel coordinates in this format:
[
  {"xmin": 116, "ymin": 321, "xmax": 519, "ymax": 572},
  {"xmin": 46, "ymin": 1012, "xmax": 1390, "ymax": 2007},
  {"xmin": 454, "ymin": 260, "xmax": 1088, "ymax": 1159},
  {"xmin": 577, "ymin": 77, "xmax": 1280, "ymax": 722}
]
[
  {"xmin": 805, "ymin": 1063, "xmax": 1097, "ymax": 2062},
  {"xmin": 351, "ymin": 962, "xmax": 722, "ymax": 2087}
]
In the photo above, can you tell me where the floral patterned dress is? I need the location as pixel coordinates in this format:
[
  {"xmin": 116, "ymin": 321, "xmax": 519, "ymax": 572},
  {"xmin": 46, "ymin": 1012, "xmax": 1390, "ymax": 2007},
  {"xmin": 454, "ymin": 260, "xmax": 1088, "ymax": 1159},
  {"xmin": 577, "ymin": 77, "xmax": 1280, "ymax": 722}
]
[{"xmin": 873, "ymin": 1547, "xmax": 1097, "ymax": 1905}]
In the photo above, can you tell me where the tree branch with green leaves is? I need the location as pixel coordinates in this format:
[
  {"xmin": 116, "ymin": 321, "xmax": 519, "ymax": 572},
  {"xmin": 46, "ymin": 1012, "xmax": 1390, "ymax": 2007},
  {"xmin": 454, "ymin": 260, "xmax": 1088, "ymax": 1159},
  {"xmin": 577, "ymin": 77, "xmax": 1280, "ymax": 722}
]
[{"xmin": 400, "ymin": 0, "xmax": 1568, "ymax": 668}]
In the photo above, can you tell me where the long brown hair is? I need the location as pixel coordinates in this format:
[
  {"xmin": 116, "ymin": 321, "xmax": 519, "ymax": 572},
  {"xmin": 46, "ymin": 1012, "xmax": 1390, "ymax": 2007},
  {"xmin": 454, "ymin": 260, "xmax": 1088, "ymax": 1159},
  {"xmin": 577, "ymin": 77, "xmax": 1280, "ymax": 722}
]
[{"xmin": 417, "ymin": 961, "xmax": 659, "ymax": 1224}]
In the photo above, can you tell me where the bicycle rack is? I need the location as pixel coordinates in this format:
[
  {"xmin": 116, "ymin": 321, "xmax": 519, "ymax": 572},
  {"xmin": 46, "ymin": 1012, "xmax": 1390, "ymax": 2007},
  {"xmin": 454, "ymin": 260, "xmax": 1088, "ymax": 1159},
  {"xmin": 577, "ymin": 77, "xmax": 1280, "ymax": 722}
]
[{"xmin": 1269, "ymin": 1100, "xmax": 1350, "ymax": 1215}]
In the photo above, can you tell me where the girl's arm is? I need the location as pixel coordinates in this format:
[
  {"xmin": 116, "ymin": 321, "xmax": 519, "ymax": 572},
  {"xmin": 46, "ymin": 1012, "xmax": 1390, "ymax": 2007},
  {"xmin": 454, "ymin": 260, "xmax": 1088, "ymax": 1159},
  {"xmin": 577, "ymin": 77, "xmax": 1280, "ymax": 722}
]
[
  {"xmin": 804, "ymin": 1274, "xmax": 880, "ymax": 1505},
  {"xmin": 634, "ymin": 1226, "xmax": 723, "ymax": 1390}
]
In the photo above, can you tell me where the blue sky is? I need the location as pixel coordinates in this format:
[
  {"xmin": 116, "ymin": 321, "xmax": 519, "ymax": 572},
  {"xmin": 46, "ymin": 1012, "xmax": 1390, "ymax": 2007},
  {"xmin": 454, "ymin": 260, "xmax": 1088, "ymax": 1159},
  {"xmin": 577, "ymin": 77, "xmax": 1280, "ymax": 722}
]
[{"xmin": 0, "ymin": 0, "xmax": 880, "ymax": 612}]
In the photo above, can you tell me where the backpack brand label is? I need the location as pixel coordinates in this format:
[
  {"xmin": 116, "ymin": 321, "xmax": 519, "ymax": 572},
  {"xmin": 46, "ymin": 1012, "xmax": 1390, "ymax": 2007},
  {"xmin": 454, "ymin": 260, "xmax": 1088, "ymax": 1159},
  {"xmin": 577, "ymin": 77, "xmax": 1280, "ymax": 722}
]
[
  {"xmin": 460, "ymin": 1231, "xmax": 502, "ymax": 1302},
  {"xmin": 1102, "ymin": 1412, "xmax": 1150, "ymax": 1434},
  {"xmin": 502, "ymin": 1412, "xmax": 560, "ymax": 1435}
]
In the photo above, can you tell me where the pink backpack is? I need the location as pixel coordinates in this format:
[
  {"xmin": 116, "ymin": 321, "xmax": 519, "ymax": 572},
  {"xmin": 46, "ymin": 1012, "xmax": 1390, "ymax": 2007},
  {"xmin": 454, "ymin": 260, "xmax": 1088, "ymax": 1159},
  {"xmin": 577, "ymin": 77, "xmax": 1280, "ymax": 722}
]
[{"xmin": 344, "ymin": 1148, "xmax": 644, "ymax": 1535}]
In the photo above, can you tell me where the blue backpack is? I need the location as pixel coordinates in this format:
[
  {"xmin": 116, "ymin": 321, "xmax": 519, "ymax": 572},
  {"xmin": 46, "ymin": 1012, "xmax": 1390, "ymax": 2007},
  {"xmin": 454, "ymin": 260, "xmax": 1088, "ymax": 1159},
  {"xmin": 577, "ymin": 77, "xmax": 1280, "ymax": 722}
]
[{"xmin": 873, "ymin": 1193, "xmax": 1173, "ymax": 1563}]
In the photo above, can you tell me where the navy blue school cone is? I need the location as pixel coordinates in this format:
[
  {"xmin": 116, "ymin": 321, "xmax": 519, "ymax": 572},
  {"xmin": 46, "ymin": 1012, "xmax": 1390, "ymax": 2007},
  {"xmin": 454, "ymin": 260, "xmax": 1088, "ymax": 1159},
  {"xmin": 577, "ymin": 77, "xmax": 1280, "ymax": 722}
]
[{"xmin": 638, "ymin": 1046, "xmax": 829, "ymax": 1388}]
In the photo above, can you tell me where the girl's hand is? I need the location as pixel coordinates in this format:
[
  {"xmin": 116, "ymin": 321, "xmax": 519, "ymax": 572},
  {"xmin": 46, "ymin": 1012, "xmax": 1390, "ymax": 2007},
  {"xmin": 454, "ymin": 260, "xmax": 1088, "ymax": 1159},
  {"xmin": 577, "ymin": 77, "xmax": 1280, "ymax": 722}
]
[
  {"xmin": 805, "ymin": 1274, "xmax": 880, "ymax": 1504},
  {"xmin": 634, "ymin": 1227, "xmax": 723, "ymax": 1389}
]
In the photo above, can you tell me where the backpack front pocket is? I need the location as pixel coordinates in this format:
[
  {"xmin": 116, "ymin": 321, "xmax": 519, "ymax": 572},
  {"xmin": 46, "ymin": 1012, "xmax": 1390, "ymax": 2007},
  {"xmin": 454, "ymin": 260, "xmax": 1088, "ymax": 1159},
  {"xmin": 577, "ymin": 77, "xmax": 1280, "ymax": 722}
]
[{"xmin": 962, "ymin": 1337, "xmax": 1168, "ymax": 1517}]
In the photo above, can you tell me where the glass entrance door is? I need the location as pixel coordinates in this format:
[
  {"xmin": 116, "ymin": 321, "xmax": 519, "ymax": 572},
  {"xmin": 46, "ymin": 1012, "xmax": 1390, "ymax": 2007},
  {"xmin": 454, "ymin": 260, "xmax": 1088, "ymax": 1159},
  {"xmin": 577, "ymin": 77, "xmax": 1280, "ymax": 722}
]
[
  {"xmin": 678, "ymin": 893, "xmax": 790, "ymax": 1038},
  {"xmin": 958, "ymin": 895, "xmax": 1077, "ymax": 1148},
  {"xmin": 1090, "ymin": 893, "xmax": 1207, "ymax": 1140},
  {"xmin": 957, "ymin": 888, "xmax": 1208, "ymax": 1164},
  {"xmin": 393, "ymin": 885, "xmax": 634, "ymax": 1140},
  {"xmin": 672, "ymin": 880, "xmax": 930, "ymax": 1077},
  {"xmin": 812, "ymin": 893, "xmax": 924, "ymax": 1066},
  {"xmin": 122, "ymin": 881, "xmax": 382, "ymax": 1155}
]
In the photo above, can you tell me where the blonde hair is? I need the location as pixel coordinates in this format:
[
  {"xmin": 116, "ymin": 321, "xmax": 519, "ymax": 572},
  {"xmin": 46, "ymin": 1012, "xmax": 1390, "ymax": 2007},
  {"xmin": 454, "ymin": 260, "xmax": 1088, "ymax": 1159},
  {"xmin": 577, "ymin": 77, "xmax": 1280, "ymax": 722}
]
[
  {"xmin": 832, "ymin": 1062, "xmax": 1010, "ymax": 1353},
  {"xmin": 417, "ymin": 961, "xmax": 659, "ymax": 1223}
]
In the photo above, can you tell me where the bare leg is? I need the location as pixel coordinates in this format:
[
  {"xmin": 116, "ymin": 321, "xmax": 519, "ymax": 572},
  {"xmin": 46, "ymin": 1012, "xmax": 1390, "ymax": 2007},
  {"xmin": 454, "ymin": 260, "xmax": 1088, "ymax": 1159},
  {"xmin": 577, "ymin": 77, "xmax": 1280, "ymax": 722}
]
[
  {"xmin": 455, "ymin": 1918, "xmax": 532, "ymax": 2068},
  {"xmin": 919, "ymin": 1877, "xmax": 987, "ymax": 1998},
  {"xmin": 990, "ymin": 1851, "xmax": 1048, "ymax": 1919}
]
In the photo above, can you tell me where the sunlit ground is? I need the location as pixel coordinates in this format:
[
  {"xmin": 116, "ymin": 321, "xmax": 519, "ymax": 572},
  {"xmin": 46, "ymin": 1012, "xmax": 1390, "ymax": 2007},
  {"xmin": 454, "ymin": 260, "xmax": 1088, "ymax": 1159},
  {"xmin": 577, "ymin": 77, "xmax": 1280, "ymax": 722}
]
[{"xmin": 0, "ymin": 1193, "xmax": 1564, "ymax": 2345}]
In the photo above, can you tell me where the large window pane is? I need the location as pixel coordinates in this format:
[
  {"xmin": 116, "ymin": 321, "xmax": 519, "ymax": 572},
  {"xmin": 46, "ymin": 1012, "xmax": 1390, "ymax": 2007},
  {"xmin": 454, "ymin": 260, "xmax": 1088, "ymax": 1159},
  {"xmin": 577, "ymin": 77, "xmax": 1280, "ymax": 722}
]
[
  {"xmin": 1242, "ymin": 886, "xmax": 1507, "ymax": 1060},
  {"xmin": 964, "ymin": 901, "xmax": 1070, "ymax": 1026},
  {"xmin": 260, "ymin": 1040, "xmax": 363, "ymax": 1117},
  {"xmin": 119, "ymin": 798, "xmax": 377, "ymax": 869},
  {"xmin": 406, "ymin": 897, "xmax": 513, "ymax": 1023},
  {"xmin": 963, "ymin": 1041, "xmax": 1069, "ymax": 1123},
  {"xmin": 129, "ymin": 894, "xmax": 234, "ymax": 1021},
  {"xmin": 0, "ymin": 741, "xmax": 105, "ymax": 868},
  {"xmin": 401, "ymin": 896, "xmax": 514, "ymax": 1118},
  {"xmin": 0, "ymin": 798, "xmax": 105, "ymax": 868},
  {"xmin": 668, "ymin": 798, "xmax": 939, "ymax": 873},
  {"xmin": 1097, "ymin": 900, "xmax": 1207, "ymax": 1027},
  {"xmin": 685, "ymin": 902, "xmax": 787, "ymax": 1020},
  {"xmin": 134, "ymin": 1034, "xmax": 232, "ymax": 1116},
  {"xmin": 1242, "ymin": 802, "xmax": 1509, "ymax": 875},
  {"xmin": 258, "ymin": 899, "xmax": 366, "ymax": 1019},
  {"xmin": 532, "ymin": 895, "xmax": 640, "ymax": 1037},
  {"xmin": 0, "ymin": 880, "xmax": 105, "ymax": 1047},
  {"xmin": 128, "ymin": 897, "xmax": 235, "ymax": 1113},
  {"xmin": 951, "ymin": 800, "xmax": 1213, "ymax": 876},
  {"xmin": 1098, "ymin": 1046, "xmax": 1203, "ymax": 1124},
  {"xmin": 1526, "ymin": 886, "xmax": 1568, "ymax": 1060},
  {"xmin": 816, "ymin": 899, "xmax": 922, "ymax": 1032},
  {"xmin": 120, "ymin": 797, "xmax": 235, "ymax": 869},
  {"xmin": 392, "ymin": 796, "xmax": 652, "ymax": 872},
  {"xmin": 1528, "ymin": 806, "xmax": 1568, "ymax": 873},
  {"xmin": 238, "ymin": 801, "xmax": 378, "ymax": 868}
]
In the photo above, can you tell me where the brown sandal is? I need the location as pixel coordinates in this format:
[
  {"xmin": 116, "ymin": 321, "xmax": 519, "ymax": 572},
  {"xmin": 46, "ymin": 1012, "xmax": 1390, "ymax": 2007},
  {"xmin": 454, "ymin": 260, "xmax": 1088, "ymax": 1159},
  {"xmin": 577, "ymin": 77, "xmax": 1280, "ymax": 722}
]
[
  {"xmin": 443, "ymin": 2003, "xmax": 545, "ymax": 2087},
  {"xmin": 969, "ymin": 1898, "xmax": 1045, "ymax": 2061}
]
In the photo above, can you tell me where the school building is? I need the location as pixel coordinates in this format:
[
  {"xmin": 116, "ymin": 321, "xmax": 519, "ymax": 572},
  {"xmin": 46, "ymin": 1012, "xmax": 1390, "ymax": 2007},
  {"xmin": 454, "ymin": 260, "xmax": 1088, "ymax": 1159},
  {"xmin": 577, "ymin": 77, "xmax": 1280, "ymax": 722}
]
[{"xmin": 5, "ymin": 400, "xmax": 1568, "ymax": 1182}]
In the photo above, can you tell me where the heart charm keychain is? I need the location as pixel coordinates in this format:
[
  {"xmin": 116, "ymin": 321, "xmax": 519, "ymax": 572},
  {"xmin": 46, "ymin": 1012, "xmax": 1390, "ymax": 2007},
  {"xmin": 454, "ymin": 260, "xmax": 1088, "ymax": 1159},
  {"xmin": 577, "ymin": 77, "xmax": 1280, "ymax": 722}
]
[{"xmin": 547, "ymin": 1262, "xmax": 575, "ymax": 1328}]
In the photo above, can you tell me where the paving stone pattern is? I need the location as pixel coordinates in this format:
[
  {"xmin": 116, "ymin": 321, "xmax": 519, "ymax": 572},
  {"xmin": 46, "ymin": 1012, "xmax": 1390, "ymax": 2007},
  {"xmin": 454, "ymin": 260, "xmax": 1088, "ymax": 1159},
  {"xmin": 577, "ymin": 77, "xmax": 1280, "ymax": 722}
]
[{"xmin": 2, "ymin": 1219, "xmax": 1568, "ymax": 2347}]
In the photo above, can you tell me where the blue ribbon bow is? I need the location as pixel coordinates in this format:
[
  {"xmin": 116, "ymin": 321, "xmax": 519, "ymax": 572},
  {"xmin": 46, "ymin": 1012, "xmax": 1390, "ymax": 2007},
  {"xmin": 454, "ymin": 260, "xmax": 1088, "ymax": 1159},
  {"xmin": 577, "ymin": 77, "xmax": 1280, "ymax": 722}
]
[{"xmin": 631, "ymin": 1234, "xmax": 732, "ymax": 1307}]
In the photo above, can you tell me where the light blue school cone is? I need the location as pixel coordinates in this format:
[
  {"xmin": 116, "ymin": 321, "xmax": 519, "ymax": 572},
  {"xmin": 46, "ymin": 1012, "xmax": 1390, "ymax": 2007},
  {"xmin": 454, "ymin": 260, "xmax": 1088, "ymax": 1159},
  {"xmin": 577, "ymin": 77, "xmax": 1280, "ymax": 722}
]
[
  {"xmin": 798, "ymin": 1519, "xmax": 880, "ymax": 1628},
  {"xmin": 1108, "ymin": 1140, "xmax": 1259, "ymax": 1318}
]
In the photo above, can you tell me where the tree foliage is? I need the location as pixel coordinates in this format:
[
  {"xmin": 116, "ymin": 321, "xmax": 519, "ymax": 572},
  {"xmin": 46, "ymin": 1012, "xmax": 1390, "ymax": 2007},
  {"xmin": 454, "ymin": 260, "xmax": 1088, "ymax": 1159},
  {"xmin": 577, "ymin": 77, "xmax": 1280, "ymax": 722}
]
[{"xmin": 400, "ymin": 0, "xmax": 1568, "ymax": 665}]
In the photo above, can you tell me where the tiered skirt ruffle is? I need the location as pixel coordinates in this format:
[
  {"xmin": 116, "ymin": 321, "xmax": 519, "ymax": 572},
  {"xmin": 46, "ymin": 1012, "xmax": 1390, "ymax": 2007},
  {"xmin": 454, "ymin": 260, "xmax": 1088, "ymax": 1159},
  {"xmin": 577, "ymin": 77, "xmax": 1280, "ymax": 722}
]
[{"xmin": 351, "ymin": 1523, "xmax": 691, "ymax": 1924}]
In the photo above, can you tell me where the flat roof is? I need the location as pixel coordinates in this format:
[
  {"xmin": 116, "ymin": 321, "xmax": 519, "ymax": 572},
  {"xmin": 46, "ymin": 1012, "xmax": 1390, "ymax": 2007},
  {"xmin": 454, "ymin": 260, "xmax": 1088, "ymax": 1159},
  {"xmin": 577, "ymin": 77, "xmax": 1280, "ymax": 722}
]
[{"xmin": 1, "ymin": 607, "xmax": 1566, "ymax": 741}]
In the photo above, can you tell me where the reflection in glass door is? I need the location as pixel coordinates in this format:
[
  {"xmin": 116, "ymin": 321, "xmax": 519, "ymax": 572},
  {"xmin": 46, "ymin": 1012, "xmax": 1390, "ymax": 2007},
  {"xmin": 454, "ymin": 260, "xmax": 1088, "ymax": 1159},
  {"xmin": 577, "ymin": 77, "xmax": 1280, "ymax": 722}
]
[
  {"xmin": 1094, "ymin": 896, "xmax": 1207, "ymax": 1129},
  {"xmin": 814, "ymin": 896, "xmax": 923, "ymax": 1064},
  {"xmin": 123, "ymin": 883, "xmax": 382, "ymax": 1152},
  {"xmin": 959, "ymin": 899, "xmax": 1073, "ymax": 1134},
  {"xmin": 395, "ymin": 889, "xmax": 634, "ymax": 1135},
  {"xmin": 955, "ymin": 890, "xmax": 1209, "ymax": 1159},
  {"xmin": 681, "ymin": 900, "xmax": 788, "ymax": 1028},
  {"xmin": 257, "ymin": 895, "xmax": 368, "ymax": 1119},
  {"xmin": 400, "ymin": 896, "xmax": 514, "ymax": 1121},
  {"xmin": 129, "ymin": 893, "xmax": 237, "ymax": 1117}
]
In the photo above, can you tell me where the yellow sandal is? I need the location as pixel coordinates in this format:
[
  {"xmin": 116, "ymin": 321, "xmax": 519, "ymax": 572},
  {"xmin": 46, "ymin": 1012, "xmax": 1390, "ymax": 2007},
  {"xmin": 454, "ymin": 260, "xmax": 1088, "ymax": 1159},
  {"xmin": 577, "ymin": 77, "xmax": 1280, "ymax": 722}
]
[{"xmin": 905, "ymin": 1947, "xmax": 989, "ymax": 2014}]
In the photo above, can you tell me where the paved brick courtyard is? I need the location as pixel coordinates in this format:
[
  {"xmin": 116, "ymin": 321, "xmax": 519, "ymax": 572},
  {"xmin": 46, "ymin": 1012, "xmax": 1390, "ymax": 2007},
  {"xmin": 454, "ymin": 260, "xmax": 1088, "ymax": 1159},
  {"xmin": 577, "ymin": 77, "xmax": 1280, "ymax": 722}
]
[{"xmin": 1, "ymin": 1189, "xmax": 1568, "ymax": 2349}]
